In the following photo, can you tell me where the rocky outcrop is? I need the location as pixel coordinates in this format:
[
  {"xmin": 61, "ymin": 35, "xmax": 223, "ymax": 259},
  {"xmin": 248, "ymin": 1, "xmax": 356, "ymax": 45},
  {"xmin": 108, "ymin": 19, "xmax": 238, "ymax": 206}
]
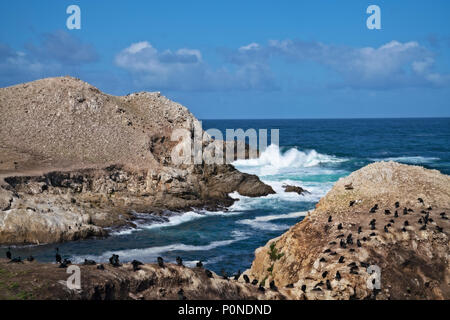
[
  {"xmin": 0, "ymin": 259, "xmax": 283, "ymax": 300},
  {"xmin": 282, "ymin": 184, "xmax": 309, "ymax": 195},
  {"xmin": 246, "ymin": 162, "xmax": 450, "ymax": 300},
  {"xmin": 0, "ymin": 77, "xmax": 274, "ymax": 244}
]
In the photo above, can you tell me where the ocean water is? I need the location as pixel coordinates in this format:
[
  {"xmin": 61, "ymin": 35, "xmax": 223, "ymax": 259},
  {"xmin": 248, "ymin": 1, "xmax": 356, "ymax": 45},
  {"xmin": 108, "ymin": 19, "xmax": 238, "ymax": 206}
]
[{"xmin": 3, "ymin": 118, "xmax": 450, "ymax": 275}]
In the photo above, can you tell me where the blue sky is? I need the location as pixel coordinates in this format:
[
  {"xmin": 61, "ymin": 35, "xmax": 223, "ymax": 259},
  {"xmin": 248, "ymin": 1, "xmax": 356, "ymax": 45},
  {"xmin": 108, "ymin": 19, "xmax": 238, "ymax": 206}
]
[{"xmin": 1, "ymin": 0, "xmax": 449, "ymax": 118}]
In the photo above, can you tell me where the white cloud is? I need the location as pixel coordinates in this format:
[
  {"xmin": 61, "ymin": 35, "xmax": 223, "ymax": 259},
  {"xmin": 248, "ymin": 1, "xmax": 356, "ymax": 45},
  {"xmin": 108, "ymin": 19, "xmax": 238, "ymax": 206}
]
[
  {"xmin": 115, "ymin": 41, "xmax": 276, "ymax": 91},
  {"xmin": 226, "ymin": 39, "xmax": 450, "ymax": 89}
]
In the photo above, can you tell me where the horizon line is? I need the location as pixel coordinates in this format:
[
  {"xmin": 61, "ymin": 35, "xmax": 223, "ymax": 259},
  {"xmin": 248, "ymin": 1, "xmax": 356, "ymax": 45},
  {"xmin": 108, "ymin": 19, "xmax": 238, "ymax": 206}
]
[{"xmin": 200, "ymin": 116, "xmax": 450, "ymax": 121}]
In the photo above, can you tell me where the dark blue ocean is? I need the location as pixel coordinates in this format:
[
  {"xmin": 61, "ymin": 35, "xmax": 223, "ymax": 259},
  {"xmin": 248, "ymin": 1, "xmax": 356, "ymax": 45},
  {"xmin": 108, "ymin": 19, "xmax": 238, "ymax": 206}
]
[{"xmin": 4, "ymin": 118, "xmax": 450, "ymax": 274}]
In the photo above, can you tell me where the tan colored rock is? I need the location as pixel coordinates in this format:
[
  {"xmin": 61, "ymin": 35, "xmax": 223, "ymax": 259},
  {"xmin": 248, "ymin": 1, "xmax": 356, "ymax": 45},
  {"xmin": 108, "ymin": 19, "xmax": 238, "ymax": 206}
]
[
  {"xmin": 0, "ymin": 259, "xmax": 284, "ymax": 300},
  {"xmin": 247, "ymin": 162, "xmax": 450, "ymax": 300}
]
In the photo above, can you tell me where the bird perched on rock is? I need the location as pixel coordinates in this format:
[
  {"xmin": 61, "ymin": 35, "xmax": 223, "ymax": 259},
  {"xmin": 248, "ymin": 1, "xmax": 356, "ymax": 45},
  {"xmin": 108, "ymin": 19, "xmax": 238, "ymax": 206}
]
[
  {"xmin": 205, "ymin": 269, "xmax": 213, "ymax": 278},
  {"xmin": 6, "ymin": 247, "xmax": 11, "ymax": 260},
  {"xmin": 286, "ymin": 283, "xmax": 294, "ymax": 288},
  {"xmin": 335, "ymin": 271, "xmax": 341, "ymax": 281},
  {"xmin": 157, "ymin": 257, "xmax": 164, "ymax": 268},
  {"xmin": 340, "ymin": 239, "xmax": 346, "ymax": 249},
  {"xmin": 403, "ymin": 208, "xmax": 408, "ymax": 215},
  {"xmin": 404, "ymin": 220, "xmax": 409, "ymax": 227},
  {"xmin": 26, "ymin": 255, "xmax": 34, "ymax": 262},
  {"xmin": 109, "ymin": 254, "xmax": 121, "ymax": 267},
  {"xmin": 350, "ymin": 268, "xmax": 359, "ymax": 275},
  {"xmin": 346, "ymin": 233, "xmax": 353, "ymax": 245},
  {"xmin": 220, "ymin": 269, "xmax": 229, "ymax": 280},
  {"xmin": 177, "ymin": 289, "xmax": 186, "ymax": 300},
  {"xmin": 384, "ymin": 225, "xmax": 389, "ymax": 233},
  {"xmin": 84, "ymin": 259, "xmax": 96, "ymax": 265},
  {"xmin": 243, "ymin": 274, "xmax": 250, "ymax": 283},
  {"xmin": 338, "ymin": 256, "xmax": 345, "ymax": 263},
  {"xmin": 320, "ymin": 257, "xmax": 327, "ymax": 262},
  {"xmin": 132, "ymin": 260, "xmax": 143, "ymax": 271},
  {"xmin": 55, "ymin": 248, "xmax": 62, "ymax": 264},
  {"xmin": 269, "ymin": 280, "xmax": 278, "ymax": 291},
  {"xmin": 97, "ymin": 264, "xmax": 105, "ymax": 270},
  {"xmin": 345, "ymin": 183, "xmax": 353, "ymax": 190},
  {"xmin": 420, "ymin": 225, "xmax": 427, "ymax": 231},
  {"xmin": 326, "ymin": 279, "xmax": 332, "ymax": 290},
  {"xmin": 337, "ymin": 223, "xmax": 343, "ymax": 230},
  {"xmin": 328, "ymin": 216, "xmax": 332, "ymax": 222},
  {"xmin": 358, "ymin": 226, "xmax": 362, "ymax": 234},
  {"xmin": 258, "ymin": 285, "xmax": 265, "ymax": 292},
  {"xmin": 8, "ymin": 257, "xmax": 23, "ymax": 264},
  {"xmin": 357, "ymin": 239, "xmax": 362, "ymax": 248},
  {"xmin": 176, "ymin": 256, "xmax": 183, "ymax": 267},
  {"xmin": 301, "ymin": 284, "xmax": 307, "ymax": 292},
  {"xmin": 322, "ymin": 271, "xmax": 328, "ymax": 278},
  {"xmin": 233, "ymin": 270, "xmax": 241, "ymax": 280},
  {"xmin": 251, "ymin": 279, "xmax": 258, "ymax": 285},
  {"xmin": 196, "ymin": 261, "xmax": 203, "ymax": 268},
  {"xmin": 436, "ymin": 226, "xmax": 443, "ymax": 233},
  {"xmin": 418, "ymin": 198, "xmax": 424, "ymax": 204},
  {"xmin": 394, "ymin": 211, "xmax": 399, "ymax": 218},
  {"xmin": 58, "ymin": 260, "xmax": 68, "ymax": 268},
  {"xmin": 395, "ymin": 201, "xmax": 400, "ymax": 208},
  {"xmin": 360, "ymin": 262, "xmax": 369, "ymax": 268},
  {"xmin": 349, "ymin": 200, "xmax": 355, "ymax": 207},
  {"xmin": 384, "ymin": 209, "xmax": 391, "ymax": 215}
]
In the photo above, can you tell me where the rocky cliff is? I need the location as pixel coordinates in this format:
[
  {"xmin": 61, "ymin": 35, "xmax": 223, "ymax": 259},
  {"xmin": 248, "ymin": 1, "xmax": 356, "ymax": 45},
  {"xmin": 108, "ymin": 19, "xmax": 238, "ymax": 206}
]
[
  {"xmin": 246, "ymin": 162, "xmax": 450, "ymax": 300},
  {"xmin": 0, "ymin": 77, "xmax": 274, "ymax": 244}
]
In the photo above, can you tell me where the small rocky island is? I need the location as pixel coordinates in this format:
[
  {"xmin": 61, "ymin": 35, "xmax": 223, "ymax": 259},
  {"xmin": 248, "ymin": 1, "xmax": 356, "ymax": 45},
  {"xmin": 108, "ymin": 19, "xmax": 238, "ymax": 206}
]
[{"xmin": 247, "ymin": 161, "xmax": 450, "ymax": 300}]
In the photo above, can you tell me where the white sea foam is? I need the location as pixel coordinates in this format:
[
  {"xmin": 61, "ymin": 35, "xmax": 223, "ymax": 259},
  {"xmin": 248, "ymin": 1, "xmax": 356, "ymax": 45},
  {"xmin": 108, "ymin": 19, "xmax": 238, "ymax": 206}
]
[
  {"xmin": 233, "ymin": 144, "xmax": 346, "ymax": 176},
  {"xmin": 236, "ymin": 211, "xmax": 307, "ymax": 231},
  {"xmin": 70, "ymin": 230, "xmax": 248, "ymax": 263},
  {"xmin": 109, "ymin": 209, "xmax": 245, "ymax": 236},
  {"xmin": 248, "ymin": 211, "xmax": 308, "ymax": 222},
  {"xmin": 371, "ymin": 156, "xmax": 440, "ymax": 164}
]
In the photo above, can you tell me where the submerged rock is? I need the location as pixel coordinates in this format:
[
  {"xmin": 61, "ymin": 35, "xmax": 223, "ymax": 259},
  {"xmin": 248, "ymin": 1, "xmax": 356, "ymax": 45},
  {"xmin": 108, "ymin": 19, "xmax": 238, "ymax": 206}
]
[{"xmin": 282, "ymin": 184, "xmax": 310, "ymax": 195}]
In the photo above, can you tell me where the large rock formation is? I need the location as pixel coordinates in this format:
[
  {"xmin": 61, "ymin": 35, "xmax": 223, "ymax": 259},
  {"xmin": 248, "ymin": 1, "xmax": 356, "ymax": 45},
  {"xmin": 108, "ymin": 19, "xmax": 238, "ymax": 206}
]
[
  {"xmin": 0, "ymin": 77, "xmax": 274, "ymax": 244},
  {"xmin": 246, "ymin": 162, "xmax": 450, "ymax": 300}
]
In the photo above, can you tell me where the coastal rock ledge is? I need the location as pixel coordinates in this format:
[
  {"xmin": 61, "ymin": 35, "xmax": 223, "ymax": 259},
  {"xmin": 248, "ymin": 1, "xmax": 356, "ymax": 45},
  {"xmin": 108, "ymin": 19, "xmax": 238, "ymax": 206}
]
[
  {"xmin": 0, "ymin": 76, "xmax": 274, "ymax": 245},
  {"xmin": 246, "ymin": 161, "xmax": 450, "ymax": 300}
]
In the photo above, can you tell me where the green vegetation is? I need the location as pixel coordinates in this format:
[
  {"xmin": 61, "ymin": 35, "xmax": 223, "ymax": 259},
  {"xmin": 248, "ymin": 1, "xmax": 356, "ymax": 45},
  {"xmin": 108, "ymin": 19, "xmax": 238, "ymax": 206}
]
[
  {"xmin": 267, "ymin": 241, "xmax": 284, "ymax": 276},
  {"xmin": 268, "ymin": 242, "xmax": 284, "ymax": 261}
]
